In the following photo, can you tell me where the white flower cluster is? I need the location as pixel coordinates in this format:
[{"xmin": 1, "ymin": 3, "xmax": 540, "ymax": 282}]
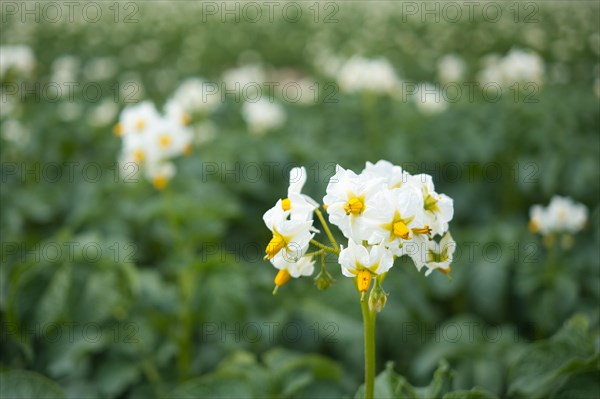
[
  {"xmin": 478, "ymin": 48, "xmax": 544, "ymax": 87},
  {"xmin": 115, "ymin": 101, "xmax": 193, "ymax": 189},
  {"xmin": 263, "ymin": 161, "xmax": 455, "ymax": 294},
  {"xmin": 114, "ymin": 76, "xmax": 223, "ymax": 188},
  {"xmin": 529, "ymin": 196, "xmax": 588, "ymax": 236},
  {"xmin": 0, "ymin": 45, "xmax": 35, "ymax": 79},
  {"xmin": 325, "ymin": 161, "xmax": 455, "ymax": 278}
]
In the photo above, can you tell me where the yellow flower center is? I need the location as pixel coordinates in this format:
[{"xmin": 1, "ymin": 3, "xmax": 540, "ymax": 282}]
[
  {"xmin": 135, "ymin": 119, "xmax": 146, "ymax": 132},
  {"xmin": 133, "ymin": 149, "xmax": 145, "ymax": 163},
  {"xmin": 281, "ymin": 198, "xmax": 291, "ymax": 211},
  {"xmin": 153, "ymin": 176, "xmax": 168, "ymax": 190},
  {"xmin": 265, "ymin": 232, "xmax": 286, "ymax": 259},
  {"xmin": 393, "ymin": 221, "xmax": 410, "ymax": 239},
  {"xmin": 344, "ymin": 197, "xmax": 364, "ymax": 215},
  {"xmin": 357, "ymin": 269, "xmax": 372, "ymax": 293},
  {"xmin": 159, "ymin": 134, "xmax": 171, "ymax": 148},
  {"xmin": 113, "ymin": 123, "xmax": 123, "ymax": 136},
  {"xmin": 274, "ymin": 269, "xmax": 292, "ymax": 287}
]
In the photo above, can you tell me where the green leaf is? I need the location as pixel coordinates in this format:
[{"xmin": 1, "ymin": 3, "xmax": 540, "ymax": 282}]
[
  {"xmin": 442, "ymin": 386, "xmax": 498, "ymax": 399},
  {"xmin": 0, "ymin": 370, "xmax": 66, "ymax": 399},
  {"xmin": 355, "ymin": 360, "xmax": 453, "ymax": 399},
  {"xmin": 508, "ymin": 314, "xmax": 600, "ymax": 398},
  {"xmin": 35, "ymin": 264, "xmax": 72, "ymax": 326}
]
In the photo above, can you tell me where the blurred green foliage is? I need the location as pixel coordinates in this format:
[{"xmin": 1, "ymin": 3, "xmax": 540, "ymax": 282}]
[{"xmin": 1, "ymin": 1, "xmax": 599, "ymax": 398}]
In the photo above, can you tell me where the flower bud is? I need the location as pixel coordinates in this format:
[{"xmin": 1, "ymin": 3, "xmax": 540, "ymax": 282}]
[
  {"xmin": 368, "ymin": 285, "xmax": 387, "ymax": 313},
  {"xmin": 314, "ymin": 269, "xmax": 334, "ymax": 291}
]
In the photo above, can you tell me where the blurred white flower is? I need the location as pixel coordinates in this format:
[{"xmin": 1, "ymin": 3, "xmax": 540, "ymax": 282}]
[
  {"xmin": 241, "ymin": 99, "xmax": 286, "ymax": 135},
  {"xmin": 1, "ymin": 119, "xmax": 30, "ymax": 146},
  {"xmin": 144, "ymin": 161, "xmax": 176, "ymax": 190},
  {"xmin": 529, "ymin": 196, "xmax": 588, "ymax": 236},
  {"xmin": 337, "ymin": 56, "xmax": 398, "ymax": 94},
  {"xmin": 89, "ymin": 100, "xmax": 119, "ymax": 127},
  {"xmin": 166, "ymin": 77, "xmax": 220, "ymax": 116},
  {"xmin": 478, "ymin": 48, "xmax": 544, "ymax": 87},
  {"xmin": 413, "ymin": 83, "xmax": 448, "ymax": 114},
  {"xmin": 222, "ymin": 64, "xmax": 266, "ymax": 95},
  {"xmin": 0, "ymin": 45, "xmax": 35, "ymax": 79},
  {"xmin": 83, "ymin": 57, "xmax": 118, "ymax": 81},
  {"xmin": 437, "ymin": 54, "xmax": 466, "ymax": 84},
  {"xmin": 51, "ymin": 55, "xmax": 80, "ymax": 85}
]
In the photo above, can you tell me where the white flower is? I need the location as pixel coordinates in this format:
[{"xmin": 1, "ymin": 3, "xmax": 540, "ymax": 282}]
[
  {"xmin": 0, "ymin": 45, "xmax": 35, "ymax": 79},
  {"xmin": 530, "ymin": 196, "xmax": 587, "ymax": 235},
  {"xmin": 222, "ymin": 64, "xmax": 266, "ymax": 95},
  {"xmin": 146, "ymin": 116, "xmax": 193, "ymax": 160},
  {"xmin": 264, "ymin": 206, "xmax": 314, "ymax": 265},
  {"xmin": 241, "ymin": 99, "xmax": 286, "ymax": 135},
  {"xmin": 51, "ymin": 55, "xmax": 80, "ymax": 85},
  {"xmin": 114, "ymin": 101, "xmax": 161, "ymax": 137},
  {"xmin": 437, "ymin": 54, "xmax": 466, "ymax": 84},
  {"xmin": 362, "ymin": 160, "xmax": 412, "ymax": 189},
  {"xmin": 363, "ymin": 185, "xmax": 424, "ymax": 256},
  {"xmin": 499, "ymin": 48, "xmax": 544, "ymax": 85},
  {"xmin": 263, "ymin": 167, "xmax": 318, "ymax": 227},
  {"xmin": 413, "ymin": 83, "xmax": 448, "ymax": 114},
  {"xmin": 167, "ymin": 77, "xmax": 220, "ymax": 116},
  {"xmin": 272, "ymin": 255, "xmax": 315, "ymax": 278},
  {"xmin": 424, "ymin": 233, "xmax": 455, "ymax": 276},
  {"xmin": 338, "ymin": 240, "xmax": 394, "ymax": 277},
  {"xmin": 145, "ymin": 161, "xmax": 176, "ymax": 190},
  {"xmin": 411, "ymin": 174, "xmax": 454, "ymax": 237},
  {"xmin": 337, "ymin": 56, "xmax": 398, "ymax": 94},
  {"xmin": 323, "ymin": 165, "xmax": 384, "ymax": 242},
  {"xmin": 478, "ymin": 49, "xmax": 544, "ymax": 87}
]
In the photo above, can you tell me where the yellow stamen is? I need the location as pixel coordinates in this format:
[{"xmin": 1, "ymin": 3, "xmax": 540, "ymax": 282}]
[
  {"xmin": 438, "ymin": 266, "xmax": 452, "ymax": 275},
  {"xmin": 344, "ymin": 197, "xmax": 364, "ymax": 215},
  {"xmin": 133, "ymin": 149, "xmax": 145, "ymax": 163},
  {"xmin": 135, "ymin": 119, "xmax": 146, "ymax": 132},
  {"xmin": 357, "ymin": 270, "xmax": 372, "ymax": 293},
  {"xmin": 412, "ymin": 225, "xmax": 431, "ymax": 236},
  {"xmin": 274, "ymin": 269, "xmax": 292, "ymax": 287},
  {"xmin": 159, "ymin": 134, "xmax": 171, "ymax": 148},
  {"xmin": 113, "ymin": 123, "xmax": 123, "ymax": 136},
  {"xmin": 393, "ymin": 221, "xmax": 410, "ymax": 239},
  {"xmin": 153, "ymin": 176, "xmax": 168, "ymax": 190},
  {"xmin": 528, "ymin": 220, "xmax": 539, "ymax": 234},
  {"xmin": 281, "ymin": 198, "xmax": 291, "ymax": 211},
  {"xmin": 265, "ymin": 233, "xmax": 286, "ymax": 259},
  {"xmin": 323, "ymin": 204, "xmax": 328, "ymax": 211}
]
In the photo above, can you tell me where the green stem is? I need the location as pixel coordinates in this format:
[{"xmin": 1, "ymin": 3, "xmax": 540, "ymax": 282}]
[
  {"xmin": 310, "ymin": 239, "xmax": 338, "ymax": 254},
  {"xmin": 315, "ymin": 208, "xmax": 339, "ymax": 253},
  {"xmin": 361, "ymin": 297, "xmax": 376, "ymax": 399},
  {"xmin": 304, "ymin": 248, "xmax": 326, "ymax": 258}
]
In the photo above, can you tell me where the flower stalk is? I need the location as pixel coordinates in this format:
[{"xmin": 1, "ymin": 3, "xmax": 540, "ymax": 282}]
[{"xmin": 361, "ymin": 294, "xmax": 376, "ymax": 399}]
